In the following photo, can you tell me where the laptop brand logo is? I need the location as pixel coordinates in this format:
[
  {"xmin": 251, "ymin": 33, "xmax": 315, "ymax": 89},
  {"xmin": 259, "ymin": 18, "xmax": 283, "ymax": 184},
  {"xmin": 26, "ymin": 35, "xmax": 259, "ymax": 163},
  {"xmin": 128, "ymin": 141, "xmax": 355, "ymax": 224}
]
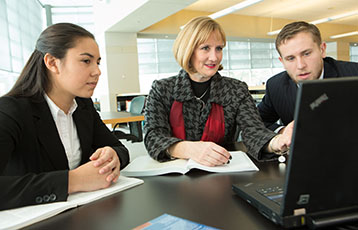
[
  {"xmin": 297, "ymin": 194, "xmax": 310, "ymax": 205},
  {"xmin": 310, "ymin": 93, "xmax": 328, "ymax": 110}
]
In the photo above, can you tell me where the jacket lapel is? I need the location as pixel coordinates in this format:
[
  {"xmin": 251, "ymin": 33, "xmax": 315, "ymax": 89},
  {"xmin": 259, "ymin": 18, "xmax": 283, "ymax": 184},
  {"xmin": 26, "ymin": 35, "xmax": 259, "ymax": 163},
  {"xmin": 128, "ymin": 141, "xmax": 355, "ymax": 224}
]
[
  {"xmin": 208, "ymin": 73, "xmax": 232, "ymax": 107},
  {"xmin": 173, "ymin": 70, "xmax": 231, "ymax": 106},
  {"xmin": 323, "ymin": 57, "xmax": 339, "ymax": 78},
  {"xmin": 173, "ymin": 70, "xmax": 195, "ymax": 102},
  {"xmin": 287, "ymin": 79, "xmax": 297, "ymax": 120},
  {"xmin": 281, "ymin": 74, "xmax": 297, "ymax": 122},
  {"xmin": 31, "ymin": 97, "xmax": 69, "ymax": 170},
  {"xmin": 73, "ymin": 98, "xmax": 93, "ymax": 163},
  {"xmin": 172, "ymin": 71, "xmax": 231, "ymax": 139}
]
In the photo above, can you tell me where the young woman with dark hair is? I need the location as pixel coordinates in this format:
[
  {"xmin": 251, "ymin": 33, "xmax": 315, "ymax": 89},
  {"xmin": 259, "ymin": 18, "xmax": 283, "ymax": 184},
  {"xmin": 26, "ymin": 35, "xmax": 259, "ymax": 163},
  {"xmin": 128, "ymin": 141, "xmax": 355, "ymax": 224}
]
[{"xmin": 0, "ymin": 23, "xmax": 129, "ymax": 210}]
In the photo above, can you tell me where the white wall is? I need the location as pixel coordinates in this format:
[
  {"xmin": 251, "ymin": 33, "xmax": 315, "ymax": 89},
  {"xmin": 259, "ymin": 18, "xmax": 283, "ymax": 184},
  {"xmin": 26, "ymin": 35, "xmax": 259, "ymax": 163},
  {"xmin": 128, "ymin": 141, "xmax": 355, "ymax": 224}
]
[
  {"xmin": 105, "ymin": 32, "xmax": 140, "ymax": 111},
  {"xmin": 92, "ymin": 0, "xmax": 197, "ymax": 111}
]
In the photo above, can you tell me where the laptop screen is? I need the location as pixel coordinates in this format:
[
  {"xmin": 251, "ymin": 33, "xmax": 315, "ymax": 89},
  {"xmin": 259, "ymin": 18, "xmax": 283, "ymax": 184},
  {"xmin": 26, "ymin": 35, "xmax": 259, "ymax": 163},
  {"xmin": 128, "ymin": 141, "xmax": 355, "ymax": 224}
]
[{"xmin": 282, "ymin": 77, "xmax": 358, "ymax": 218}]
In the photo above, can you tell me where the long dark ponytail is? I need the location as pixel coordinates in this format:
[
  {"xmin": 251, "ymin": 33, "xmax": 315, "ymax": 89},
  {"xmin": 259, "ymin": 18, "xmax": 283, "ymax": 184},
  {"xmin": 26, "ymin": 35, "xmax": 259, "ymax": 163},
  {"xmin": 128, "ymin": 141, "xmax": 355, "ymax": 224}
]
[{"xmin": 6, "ymin": 23, "xmax": 94, "ymax": 98}]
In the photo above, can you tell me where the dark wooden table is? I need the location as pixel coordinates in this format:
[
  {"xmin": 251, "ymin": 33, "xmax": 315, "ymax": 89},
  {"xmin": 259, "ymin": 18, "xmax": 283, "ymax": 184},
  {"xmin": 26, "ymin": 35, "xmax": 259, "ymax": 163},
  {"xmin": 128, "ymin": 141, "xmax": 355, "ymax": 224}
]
[
  {"xmin": 24, "ymin": 154, "xmax": 358, "ymax": 230},
  {"xmin": 24, "ymin": 158, "xmax": 303, "ymax": 230}
]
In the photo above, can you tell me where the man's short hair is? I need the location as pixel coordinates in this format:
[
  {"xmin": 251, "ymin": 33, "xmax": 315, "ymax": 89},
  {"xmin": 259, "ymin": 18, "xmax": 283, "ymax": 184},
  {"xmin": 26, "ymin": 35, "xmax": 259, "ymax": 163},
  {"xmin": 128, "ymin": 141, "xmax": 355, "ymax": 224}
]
[{"xmin": 276, "ymin": 21, "xmax": 322, "ymax": 56}]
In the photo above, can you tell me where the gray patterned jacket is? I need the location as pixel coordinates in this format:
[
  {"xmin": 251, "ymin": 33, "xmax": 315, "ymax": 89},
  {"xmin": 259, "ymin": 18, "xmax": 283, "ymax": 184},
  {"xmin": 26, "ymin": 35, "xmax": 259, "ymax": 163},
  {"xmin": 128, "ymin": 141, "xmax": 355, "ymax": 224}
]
[{"xmin": 144, "ymin": 70, "xmax": 276, "ymax": 162}]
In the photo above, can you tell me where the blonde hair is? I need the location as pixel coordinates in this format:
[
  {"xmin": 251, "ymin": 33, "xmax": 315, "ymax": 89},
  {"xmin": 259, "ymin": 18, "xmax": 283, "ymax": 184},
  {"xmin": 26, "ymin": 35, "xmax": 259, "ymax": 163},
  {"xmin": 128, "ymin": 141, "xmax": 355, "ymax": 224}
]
[{"xmin": 173, "ymin": 16, "xmax": 226, "ymax": 74}]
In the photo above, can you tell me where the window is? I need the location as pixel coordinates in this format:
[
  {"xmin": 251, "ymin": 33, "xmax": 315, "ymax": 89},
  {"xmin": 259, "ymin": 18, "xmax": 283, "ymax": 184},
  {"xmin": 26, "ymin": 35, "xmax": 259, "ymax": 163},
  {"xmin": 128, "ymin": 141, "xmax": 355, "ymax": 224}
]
[
  {"xmin": 51, "ymin": 6, "xmax": 94, "ymax": 33},
  {"xmin": 137, "ymin": 37, "xmax": 284, "ymax": 93},
  {"xmin": 350, "ymin": 44, "xmax": 358, "ymax": 63},
  {"xmin": 137, "ymin": 38, "xmax": 180, "ymax": 93},
  {"xmin": 0, "ymin": 0, "xmax": 43, "ymax": 96}
]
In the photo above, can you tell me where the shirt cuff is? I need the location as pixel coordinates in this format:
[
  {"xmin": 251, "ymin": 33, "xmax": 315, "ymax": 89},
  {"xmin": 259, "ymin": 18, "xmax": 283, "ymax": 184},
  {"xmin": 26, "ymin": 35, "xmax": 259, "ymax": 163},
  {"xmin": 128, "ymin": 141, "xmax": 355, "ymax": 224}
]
[{"xmin": 274, "ymin": 126, "xmax": 285, "ymax": 134}]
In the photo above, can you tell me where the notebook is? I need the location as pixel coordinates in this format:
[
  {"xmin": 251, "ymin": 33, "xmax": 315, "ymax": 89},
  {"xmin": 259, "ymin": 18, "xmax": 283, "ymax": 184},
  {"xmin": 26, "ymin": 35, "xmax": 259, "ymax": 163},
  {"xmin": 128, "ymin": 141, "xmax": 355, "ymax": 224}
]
[{"xmin": 232, "ymin": 77, "xmax": 358, "ymax": 229}]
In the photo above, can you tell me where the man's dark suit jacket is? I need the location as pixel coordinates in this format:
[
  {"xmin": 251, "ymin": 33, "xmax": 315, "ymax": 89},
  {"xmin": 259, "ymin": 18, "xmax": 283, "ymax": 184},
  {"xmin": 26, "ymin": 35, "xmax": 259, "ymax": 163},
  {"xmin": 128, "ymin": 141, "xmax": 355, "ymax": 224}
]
[
  {"xmin": 258, "ymin": 57, "xmax": 358, "ymax": 131},
  {"xmin": 0, "ymin": 95, "xmax": 129, "ymax": 211}
]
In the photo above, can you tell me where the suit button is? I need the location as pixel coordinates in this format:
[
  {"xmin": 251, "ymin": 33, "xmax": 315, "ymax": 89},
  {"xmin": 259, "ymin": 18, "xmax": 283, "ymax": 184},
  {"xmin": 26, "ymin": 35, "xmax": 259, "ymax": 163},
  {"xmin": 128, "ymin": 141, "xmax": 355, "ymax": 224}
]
[
  {"xmin": 49, "ymin": 194, "xmax": 57, "ymax": 201},
  {"xmin": 43, "ymin": 195, "xmax": 50, "ymax": 202},
  {"xmin": 35, "ymin": 196, "xmax": 43, "ymax": 204}
]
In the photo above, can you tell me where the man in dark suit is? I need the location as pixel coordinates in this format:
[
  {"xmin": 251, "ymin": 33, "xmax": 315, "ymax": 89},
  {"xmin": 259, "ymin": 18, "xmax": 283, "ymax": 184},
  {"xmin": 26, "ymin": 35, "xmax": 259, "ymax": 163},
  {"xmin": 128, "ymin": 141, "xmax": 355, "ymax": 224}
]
[{"xmin": 258, "ymin": 21, "xmax": 358, "ymax": 132}]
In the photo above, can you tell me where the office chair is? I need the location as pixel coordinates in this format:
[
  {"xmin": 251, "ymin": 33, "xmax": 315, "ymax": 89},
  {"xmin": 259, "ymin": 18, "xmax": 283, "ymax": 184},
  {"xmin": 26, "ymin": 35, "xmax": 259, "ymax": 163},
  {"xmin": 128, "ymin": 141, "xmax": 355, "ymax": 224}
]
[{"xmin": 113, "ymin": 95, "xmax": 146, "ymax": 142}]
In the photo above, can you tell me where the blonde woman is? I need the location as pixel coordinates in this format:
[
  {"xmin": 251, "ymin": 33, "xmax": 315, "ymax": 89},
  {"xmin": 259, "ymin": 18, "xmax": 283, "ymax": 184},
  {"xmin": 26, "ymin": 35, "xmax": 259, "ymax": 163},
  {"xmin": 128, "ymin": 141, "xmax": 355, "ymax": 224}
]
[{"xmin": 144, "ymin": 16, "xmax": 292, "ymax": 166}]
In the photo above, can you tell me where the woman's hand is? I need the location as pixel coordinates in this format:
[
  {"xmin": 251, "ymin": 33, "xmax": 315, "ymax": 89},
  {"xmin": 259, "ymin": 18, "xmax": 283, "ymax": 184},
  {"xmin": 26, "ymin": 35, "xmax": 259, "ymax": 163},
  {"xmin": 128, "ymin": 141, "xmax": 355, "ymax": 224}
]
[
  {"xmin": 68, "ymin": 147, "xmax": 121, "ymax": 194},
  {"xmin": 68, "ymin": 161, "xmax": 112, "ymax": 194},
  {"xmin": 90, "ymin": 147, "xmax": 121, "ymax": 183},
  {"xmin": 169, "ymin": 141, "xmax": 231, "ymax": 167}
]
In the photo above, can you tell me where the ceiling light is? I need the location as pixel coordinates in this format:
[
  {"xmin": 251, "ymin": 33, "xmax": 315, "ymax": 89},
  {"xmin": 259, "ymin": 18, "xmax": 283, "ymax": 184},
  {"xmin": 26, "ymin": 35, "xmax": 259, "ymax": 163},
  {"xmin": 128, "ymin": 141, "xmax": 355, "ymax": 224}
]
[
  {"xmin": 267, "ymin": 10, "xmax": 358, "ymax": 36},
  {"xmin": 310, "ymin": 11, "xmax": 358, "ymax": 25},
  {"xmin": 180, "ymin": 0, "xmax": 263, "ymax": 29},
  {"xmin": 330, "ymin": 31, "xmax": 358, "ymax": 39},
  {"xmin": 267, "ymin": 29, "xmax": 281, "ymax": 36},
  {"xmin": 208, "ymin": 0, "xmax": 263, "ymax": 19}
]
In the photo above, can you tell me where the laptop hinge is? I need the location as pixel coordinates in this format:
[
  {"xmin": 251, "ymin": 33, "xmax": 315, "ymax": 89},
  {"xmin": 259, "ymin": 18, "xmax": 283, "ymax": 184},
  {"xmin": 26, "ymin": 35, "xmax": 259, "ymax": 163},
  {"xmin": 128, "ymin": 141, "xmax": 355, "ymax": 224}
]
[{"xmin": 306, "ymin": 208, "xmax": 358, "ymax": 229}]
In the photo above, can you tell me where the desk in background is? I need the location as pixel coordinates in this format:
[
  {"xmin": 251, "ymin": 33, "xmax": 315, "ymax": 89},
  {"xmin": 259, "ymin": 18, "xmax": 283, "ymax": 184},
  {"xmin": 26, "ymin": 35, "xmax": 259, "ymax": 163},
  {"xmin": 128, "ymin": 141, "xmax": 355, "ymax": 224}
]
[
  {"xmin": 99, "ymin": 111, "xmax": 145, "ymax": 141},
  {"xmin": 115, "ymin": 88, "xmax": 263, "ymax": 110},
  {"xmin": 99, "ymin": 111, "xmax": 144, "ymax": 125},
  {"xmin": 249, "ymin": 85, "xmax": 266, "ymax": 105}
]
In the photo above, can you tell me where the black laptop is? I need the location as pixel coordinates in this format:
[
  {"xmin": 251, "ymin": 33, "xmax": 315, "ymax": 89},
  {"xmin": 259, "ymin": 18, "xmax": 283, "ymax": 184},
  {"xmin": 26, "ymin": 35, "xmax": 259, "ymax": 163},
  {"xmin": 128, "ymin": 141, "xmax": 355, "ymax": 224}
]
[{"xmin": 233, "ymin": 77, "xmax": 358, "ymax": 229}]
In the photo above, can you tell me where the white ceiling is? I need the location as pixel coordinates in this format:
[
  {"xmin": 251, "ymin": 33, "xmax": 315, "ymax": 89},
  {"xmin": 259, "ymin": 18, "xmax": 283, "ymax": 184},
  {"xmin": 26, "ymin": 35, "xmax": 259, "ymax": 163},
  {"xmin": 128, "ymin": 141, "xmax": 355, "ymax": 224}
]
[
  {"xmin": 185, "ymin": 0, "xmax": 358, "ymax": 26},
  {"xmin": 37, "ymin": 0, "xmax": 358, "ymax": 31},
  {"xmin": 38, "ymin": 0, "xmax": 93, "ymax": 7}
]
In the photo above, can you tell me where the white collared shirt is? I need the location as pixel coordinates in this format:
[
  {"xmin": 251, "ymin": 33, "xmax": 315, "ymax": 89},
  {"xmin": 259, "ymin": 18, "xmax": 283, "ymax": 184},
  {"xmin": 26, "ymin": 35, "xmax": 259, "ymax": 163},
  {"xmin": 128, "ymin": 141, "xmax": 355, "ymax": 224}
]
[
  {"xmin": 318, "ymin": 68, "xmax": 324, "ymax": 80},
  {"xmin": 44, "ymin": 94, "xmax": 82, "ymax": 170}
]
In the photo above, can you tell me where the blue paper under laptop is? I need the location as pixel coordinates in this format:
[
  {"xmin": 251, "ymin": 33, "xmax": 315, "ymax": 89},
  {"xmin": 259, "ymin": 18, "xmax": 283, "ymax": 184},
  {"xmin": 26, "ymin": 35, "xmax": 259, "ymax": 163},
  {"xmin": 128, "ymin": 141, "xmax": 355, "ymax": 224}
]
[{"xmin": 233, "ymin": 77, "xmax": 358, "ymax": 229}]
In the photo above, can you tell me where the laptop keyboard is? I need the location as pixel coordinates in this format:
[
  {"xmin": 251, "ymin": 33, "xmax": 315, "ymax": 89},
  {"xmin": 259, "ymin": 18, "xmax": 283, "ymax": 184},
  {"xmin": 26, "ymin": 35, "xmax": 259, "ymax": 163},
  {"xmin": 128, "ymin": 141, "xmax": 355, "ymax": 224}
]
[{"xmin": 256, "ymin": 186, "xmax": 284, "ymax": 205}]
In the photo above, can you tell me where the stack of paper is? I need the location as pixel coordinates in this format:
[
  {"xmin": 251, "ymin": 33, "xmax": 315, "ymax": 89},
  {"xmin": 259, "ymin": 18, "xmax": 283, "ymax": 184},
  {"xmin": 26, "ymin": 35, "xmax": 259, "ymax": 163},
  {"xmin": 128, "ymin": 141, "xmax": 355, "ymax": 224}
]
[{"xmin": 0, "ymin": 176, "xmax": 143, "ymax": 230}]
